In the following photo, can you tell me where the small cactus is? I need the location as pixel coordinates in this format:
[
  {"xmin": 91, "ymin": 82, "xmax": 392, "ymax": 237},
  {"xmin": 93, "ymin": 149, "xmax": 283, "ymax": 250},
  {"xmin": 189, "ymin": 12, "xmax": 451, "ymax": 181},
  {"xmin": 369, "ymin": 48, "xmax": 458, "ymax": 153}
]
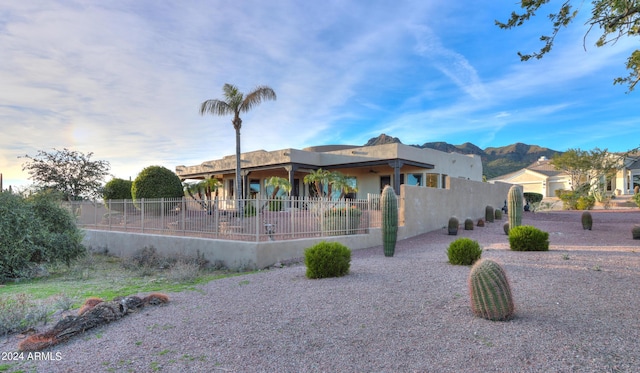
[
  {"xmin": 503, "ymin": 222, "xmax": 510, "ymax": 235},
  {"xmin": 380, "ymin": 186, "xmax": 398, "ymax": 257},
  {"xmin": 508, "ymin": 185, "xmax": 523, "ymax": 229},
  {"xmin": 581, "ymin": 211, "xmax": 592, "ymax": 230},
  {"xmin": 633, "ymin": 225, "xmax": 640, "ymax": 240},
  {"xmin": 494, "ymin": 209, "xmax": 503, "ymax": 220},
  {"xmin": 485, "ymin": 206, "xmax": 494, "ymax": 223},
  {"xmin": 468, "ymin": 259, "xmax": 515, "ymax": 321},
  {"xmin": 464, "ymin": 218, "xmax": 474, "ymax": 230},
  {"xmin": 477, "ymin": 218, "xmax": 485, "ymax": 227},
  {"xmin": 448, "ymin": 217, "xmax": 459, "ymax": 236}
]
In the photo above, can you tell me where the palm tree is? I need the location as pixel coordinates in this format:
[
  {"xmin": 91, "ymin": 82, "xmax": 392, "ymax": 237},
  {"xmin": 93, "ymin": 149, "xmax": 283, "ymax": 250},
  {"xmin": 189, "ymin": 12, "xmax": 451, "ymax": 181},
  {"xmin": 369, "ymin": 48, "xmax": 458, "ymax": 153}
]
[
  {"xmin": 265, "ymin": 176, "xmax": 292, "ymax": 199},
  {"xmin": 200, "ymin": 83, "xmax": 276, "ymax": 213}
]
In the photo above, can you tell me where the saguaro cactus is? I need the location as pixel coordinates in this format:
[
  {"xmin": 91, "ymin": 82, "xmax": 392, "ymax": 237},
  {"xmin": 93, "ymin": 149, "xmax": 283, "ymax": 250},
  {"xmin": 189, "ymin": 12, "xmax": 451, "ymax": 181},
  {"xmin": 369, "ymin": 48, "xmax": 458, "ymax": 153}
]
[
  {"xmin": 507, "ymin": 185, "xmax": 523, "ymax": 229},
  {"xmin": 380, "ymin": 185, "xmax": 398, "ymax": 257},
  {"xmin": 468, "ymin": 259, "xmax": 515, "ymax": 321}
]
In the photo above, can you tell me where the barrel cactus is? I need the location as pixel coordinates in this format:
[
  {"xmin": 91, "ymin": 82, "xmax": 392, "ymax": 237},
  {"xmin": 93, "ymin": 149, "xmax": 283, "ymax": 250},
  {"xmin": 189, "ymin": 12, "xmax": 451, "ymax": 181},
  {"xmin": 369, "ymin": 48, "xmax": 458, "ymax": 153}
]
[
  {"xmin": 448, "ymin": 217, "xmax": 459, "ymax": 235},
  {"xmin": 380, "ymin": 185, "xmax": 398, "ymax": 257},
  {"xmin": 464, "ymin": 218, "xmax": 474, "ymax": 230},
  {"xmin": 581, "ymin": 211, "xmax": 592, "ymax": 230},
  {"xmin": 633, "ymin": 225, "xmax": 640, "ymax": 240},
  {"xmin": 485, "ymin": 206, "xmax": 494, "ymax": 223},
  {"xmin": 508, "ymin": 185, "xmax": 523, "ymax": 229},
  {"xmin": 468, "ymin": 259, "xmax": 515, "ymax": 321}
]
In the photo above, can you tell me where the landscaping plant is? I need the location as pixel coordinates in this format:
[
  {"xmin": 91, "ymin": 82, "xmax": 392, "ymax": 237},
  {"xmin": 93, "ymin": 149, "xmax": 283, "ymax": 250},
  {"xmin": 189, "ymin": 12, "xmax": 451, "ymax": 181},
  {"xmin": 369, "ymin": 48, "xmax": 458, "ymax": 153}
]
[
  {"xmin": 464, "ymin": 218, "xmax": 474, "ymax": 230},
  {"xmin": 508, "ymin": 225, "xmax": 549, "ymax": 251},
  {"xmin": 448, "ymin": 217, "xmax": 459, "ymax": 235},
  {"xmin": 632, "ymin": 225, "xmax": 640, "ymax": 240},
  {"xmin": 494, "ymin": 209, "xmax": 503, "ymax": 220},
  {"xmin": 447, "ymin": 238, "xmax": 482, "ymax": 265},
  {"xmin": 0, "ymin": 191, "xmax": 85, "ymax": 282},
  {"xmin": 304, "ymin": 241, "xmax": 351, "ymax": 279},
  {"xmin": 468, "ymin": 259, "xmax": 515, "ymax": 321},
  {"xmin": 508, "ymin": 185, "xmax": 523, "ymax": 228},
  {"xmin": 581, "ymin": 211, "xmax": 593, "ymax": 230},
  {"xmin": 380, "ymin": 186, "xmax": 398, "ymax": 256},
  {"xmin": 485, "ymin": 206, "xmax": 494, "ymax": 223}
]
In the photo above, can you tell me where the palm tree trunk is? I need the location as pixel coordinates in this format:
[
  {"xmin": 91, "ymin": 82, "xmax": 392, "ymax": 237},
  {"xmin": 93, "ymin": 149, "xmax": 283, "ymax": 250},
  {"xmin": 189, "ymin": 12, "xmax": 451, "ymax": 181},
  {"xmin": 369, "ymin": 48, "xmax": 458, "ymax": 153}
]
[{"xmin": 235, "ymin": 127, "xmax": 243, "ymax": 216}]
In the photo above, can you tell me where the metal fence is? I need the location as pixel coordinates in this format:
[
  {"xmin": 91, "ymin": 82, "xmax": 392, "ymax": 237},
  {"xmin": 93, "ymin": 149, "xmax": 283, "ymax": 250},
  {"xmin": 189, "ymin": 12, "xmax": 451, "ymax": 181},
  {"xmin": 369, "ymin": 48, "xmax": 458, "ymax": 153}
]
[{"xmin": 68, "ymin": 195, "xmax": 382, "ymax": 242}]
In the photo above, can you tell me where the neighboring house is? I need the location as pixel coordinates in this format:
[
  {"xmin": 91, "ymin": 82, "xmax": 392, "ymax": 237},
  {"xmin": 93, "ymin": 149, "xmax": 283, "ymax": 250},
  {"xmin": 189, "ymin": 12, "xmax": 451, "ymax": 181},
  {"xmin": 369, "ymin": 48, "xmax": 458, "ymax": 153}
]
[
  {"xmin": 491, "ymin": 155, "xmax": 640, "ymax": 197},
  {"xmin": 176, "ymin": 142, "xmax": 483, "ymax": 199}
]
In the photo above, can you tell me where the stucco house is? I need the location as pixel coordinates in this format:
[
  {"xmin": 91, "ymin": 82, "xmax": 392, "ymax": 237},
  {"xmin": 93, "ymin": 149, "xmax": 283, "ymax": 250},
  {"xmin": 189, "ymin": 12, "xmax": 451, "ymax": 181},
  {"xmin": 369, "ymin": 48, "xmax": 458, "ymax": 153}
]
[
  {"xmin": 176, "ymin": 142, "xmax": 483, "ymax": 198},
  {"xmin": 490, "ymin": 155, "xmax": 640, "ymax": 197}
]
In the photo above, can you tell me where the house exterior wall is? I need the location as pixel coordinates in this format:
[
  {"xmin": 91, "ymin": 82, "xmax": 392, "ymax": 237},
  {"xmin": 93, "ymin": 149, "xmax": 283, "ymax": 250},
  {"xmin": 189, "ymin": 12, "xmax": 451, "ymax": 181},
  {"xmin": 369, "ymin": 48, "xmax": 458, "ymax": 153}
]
[{"xmin": 176, "ymin": 143, "xmax": 483, "ymax": 198}]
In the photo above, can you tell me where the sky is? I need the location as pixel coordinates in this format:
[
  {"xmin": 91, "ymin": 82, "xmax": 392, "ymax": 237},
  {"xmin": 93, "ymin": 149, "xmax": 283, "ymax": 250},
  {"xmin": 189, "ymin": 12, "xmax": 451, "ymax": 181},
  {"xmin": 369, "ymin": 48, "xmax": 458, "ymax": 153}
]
[{"xmin": 1, "ymin": 1, "xmax": 639, "ymax": 189}]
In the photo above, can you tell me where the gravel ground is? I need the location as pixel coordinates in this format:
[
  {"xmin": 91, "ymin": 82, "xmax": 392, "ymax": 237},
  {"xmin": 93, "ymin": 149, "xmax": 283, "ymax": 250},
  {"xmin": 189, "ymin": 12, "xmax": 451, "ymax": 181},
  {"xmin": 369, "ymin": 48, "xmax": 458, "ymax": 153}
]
[{"xmin": 3, "ymin": 210, "xmax": 640, "ymax": 373}]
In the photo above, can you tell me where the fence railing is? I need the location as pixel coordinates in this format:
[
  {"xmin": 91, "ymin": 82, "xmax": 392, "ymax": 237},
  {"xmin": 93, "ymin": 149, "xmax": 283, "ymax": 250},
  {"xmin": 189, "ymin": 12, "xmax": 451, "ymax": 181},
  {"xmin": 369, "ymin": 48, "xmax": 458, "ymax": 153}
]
[{"xmin": 68, "ymin": 195, "xmax": 383, "ymax": 242}]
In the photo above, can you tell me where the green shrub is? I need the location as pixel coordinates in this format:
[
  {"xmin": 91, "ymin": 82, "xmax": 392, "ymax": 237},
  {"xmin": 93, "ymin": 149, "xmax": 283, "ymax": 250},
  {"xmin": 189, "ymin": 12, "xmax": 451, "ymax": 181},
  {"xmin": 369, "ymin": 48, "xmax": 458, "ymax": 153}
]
[
  {"xmin": 576, "ymin": 196, "xmax": 595, "ymax": 210},
  {"xmin": 509, "ymin": 225, "xmax": 549, "ymax": 251},
  {"xmin": 557, "ymin": 190, "xmax": 578, "ymax": 210},
  {"xmin": 244, "ymin": 201, "xmax": 257, "ymax": 217},
  {"xmin": 132, "ymin": 166, "xmax": 183, "ymax": 201},
  {"xmin": 524, "ymin": 192, "xmax": 543, "ymax": 204},
  {"xmin": 447, "ymin": 238, "xmax": 482, "ymax": 265},
  {"xmin": 0, "ymin": 192, "xmax": 85, "ymax": 282},
  {"xmin": 464, "ymin": 218, "xmax": 474, "ymax": 230},
  {"xmin": 304, "ymin": 241, "xmax": 351, "ymax": 279},
  {"xmin": 632, "ymin": 193, "xmax": 640, "ymax": 208},
  {"xmin": 102, "ymin": 178, "xmax": 133, "ymax": 201},
  {"xmin": 268, "ymin": 197, "xmax": 284, "ymax": 212}
]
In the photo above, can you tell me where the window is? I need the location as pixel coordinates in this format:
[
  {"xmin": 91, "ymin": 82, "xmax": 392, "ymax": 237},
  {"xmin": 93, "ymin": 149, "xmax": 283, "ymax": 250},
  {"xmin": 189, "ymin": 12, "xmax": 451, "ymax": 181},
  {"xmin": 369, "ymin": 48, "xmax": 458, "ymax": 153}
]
[
  {"xmin": 426, "ymin": 173, "xmax": 439, "ymax": 188},
  {"xmin": 249, "ymin": 179, "xmax": 260, "ymax": 198},
  {"xmin": 380, "ymin": 176, "xmax": 391, "ymax": 193},
  {"xmin": 407, "ymin": 173, "xmax": 423, "ymax": 186},
  {"xmin": 228, "ymin": 179, "xmax": 234, "ymax": 198}
]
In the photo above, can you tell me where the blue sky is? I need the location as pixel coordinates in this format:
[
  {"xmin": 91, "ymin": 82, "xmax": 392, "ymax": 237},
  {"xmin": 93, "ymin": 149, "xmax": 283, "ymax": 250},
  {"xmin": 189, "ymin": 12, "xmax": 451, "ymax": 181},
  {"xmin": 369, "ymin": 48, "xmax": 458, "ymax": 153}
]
[{"xmin": 1, "ymin": 1, "xmax": 639, "ymax": 189}]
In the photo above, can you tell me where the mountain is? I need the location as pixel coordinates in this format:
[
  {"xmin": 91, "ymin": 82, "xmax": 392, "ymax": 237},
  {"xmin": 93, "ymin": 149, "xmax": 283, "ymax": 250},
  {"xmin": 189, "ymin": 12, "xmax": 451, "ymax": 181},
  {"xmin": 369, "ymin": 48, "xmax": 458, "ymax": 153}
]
[
  {"xmin": 364, "ymin": 133, "xmax": 402, "ymax": 146},
  {"xmin": 363, "ymin": 134, "xmax": 562, "ymax": 179}
]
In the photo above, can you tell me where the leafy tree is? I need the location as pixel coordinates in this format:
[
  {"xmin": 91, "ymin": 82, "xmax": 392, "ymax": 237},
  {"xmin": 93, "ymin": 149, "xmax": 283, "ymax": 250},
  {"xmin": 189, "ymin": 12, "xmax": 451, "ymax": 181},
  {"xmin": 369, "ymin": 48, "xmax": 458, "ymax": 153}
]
[
  {"xmin": 0, "ymin": 191, "xmax": 85, "ymax": 282},
  {"xmin": 496, "ymin": 0, "xmax": 640, "ymax": 92},
  {"xmin": 551, "ymin": 149, "xmax": 593, "ymax": 192},
  {"xmin": 304, "ymin": 169, "xmax": 334, "ymax": 198},
  {"xmin": 20, "ymin": 148, "xmax": 110, "ymax": 201},
  {"xmin": 184, "ymin": 178, "xmax": 221, "ymax": 211},
  {"xmin": 303, "ymin": 169, "xmax": 357, "ymax": 199},
  {"xmin": 200, "ymin": 83, "xmax": 277, "ymax": 213},
  {"xmin": 131, "ymin": 166, "xmax": 184, "ymax": 201},
  {"xmin": 552, "ymin": 147, "xmax": 637, "ymax": 203},
  {"xmin": 102, "ymin": 178, "xmax": 133, "ymax": 200},
  {"xmin": 265, "ymin": 176, "xmax": 292, "ymax": 199}
]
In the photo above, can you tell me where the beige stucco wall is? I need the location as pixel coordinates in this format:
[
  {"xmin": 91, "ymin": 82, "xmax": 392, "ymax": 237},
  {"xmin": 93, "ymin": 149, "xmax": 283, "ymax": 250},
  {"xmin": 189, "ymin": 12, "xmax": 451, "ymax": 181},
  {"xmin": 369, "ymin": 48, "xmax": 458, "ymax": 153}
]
[
  {"xmin": 84, "ymin": 176, "xmax": 512, "ymax": 270},
  {"xmin": 83, "ymin": 229, "xmax": 383, "ymax": 270},
  {"xmin": 399, "ymin": 178, "xmax": 513, "ymax": 238}
]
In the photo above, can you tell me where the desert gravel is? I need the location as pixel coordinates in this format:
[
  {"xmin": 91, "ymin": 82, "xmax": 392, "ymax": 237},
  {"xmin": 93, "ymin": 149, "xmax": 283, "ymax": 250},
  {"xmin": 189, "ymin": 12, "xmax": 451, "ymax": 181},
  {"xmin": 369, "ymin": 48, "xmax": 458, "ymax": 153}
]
[{"xmin": 3, "ymin": 210, "xmax": 640, "ymax": 372}]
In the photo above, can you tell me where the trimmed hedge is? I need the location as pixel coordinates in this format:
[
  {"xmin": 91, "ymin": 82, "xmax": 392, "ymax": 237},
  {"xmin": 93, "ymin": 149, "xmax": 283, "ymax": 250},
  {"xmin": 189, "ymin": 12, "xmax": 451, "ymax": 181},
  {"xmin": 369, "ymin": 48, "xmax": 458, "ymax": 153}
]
[
  {"xmin": 508, "ymin": 225, "xmax": 549, "ymax": 251},
  {"xmin": 447, "ymin": 238, "xmax": 482, "ymax": 265},
  {"xmin": 304, "ymin": 241, "xmax": 351, "ymax": 279}
]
